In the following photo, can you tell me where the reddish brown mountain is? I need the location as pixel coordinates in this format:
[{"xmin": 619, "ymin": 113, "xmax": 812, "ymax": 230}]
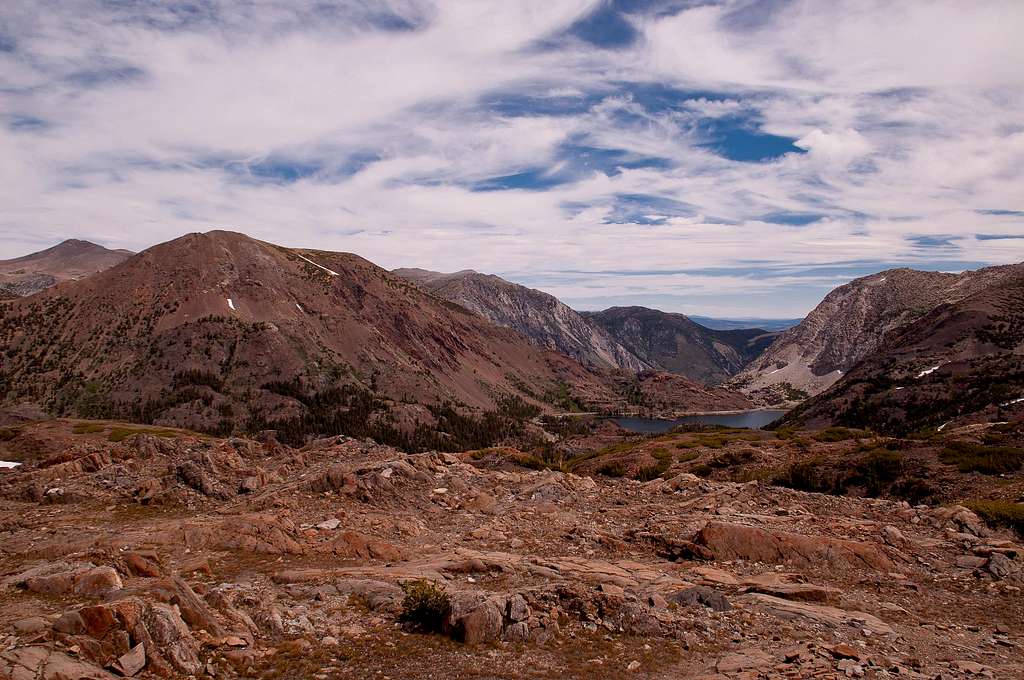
[
  {"xmin": 781, "ymin": 271, "xmax": 1024, "ymax": 434},
  {"xmin": 0, "ymin": 239, "xmax": 133, "ymax": 298},
  {"xmin": 0, "ymin": 231, "xmax": 617, "ymax": 441}
]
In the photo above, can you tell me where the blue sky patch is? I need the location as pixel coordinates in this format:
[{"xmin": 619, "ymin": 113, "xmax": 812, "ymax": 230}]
[
  {"xmin": 8, "ymin": 115, "xmax": 50, "ymax": 132},
  {"xmin": 977, "ymin": 209, "xmax": 1024, "ymax": 217},
  {"xmin": 698, "ymin": 116, "xmax": 804, "ymax": 162},
  {"xmin": 758, "ymin": 212, "xmax": 825, "ymax": 225},
  {"xmin": 65, "ymin": 65, "xmax": 146, "ymax": 88},
  {"xmin": 909, "ymin": 234, "xmax": 958, "ymax": 248},
  {"xmin": 604, "ymin": 193, "xmax": 695, "ymax": 224}
]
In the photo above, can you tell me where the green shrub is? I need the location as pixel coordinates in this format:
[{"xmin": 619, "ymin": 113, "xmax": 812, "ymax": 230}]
[
  {"xmin": 891, "ymin": 477, "xmax": 939, "ymax": 505},
  {"xmin": 691, "ymin": 463, "xmax": 713, "ymax": 478},
  {"xmin": 857, "ymin": 448, "xmax": 904, "ymax": 496},
  {"xmin": 399, "ymin": 580, "xmax": 451, "ymax": 633},
  {"xmin": 772, "ymin": 459, "xmax": 834, "ymax": 494},
  {"xmin": 774, "ymin": 426, "xmax": 799, "ymax": 440},
  {"xmin": 634, "ymin": 449, "xmax": 673, "ymax": 481},
  {"xmin": 676, "ymin": 450, "xmax": 700, "ymax": 463},
  {"xmin": 965, "ymin": 500, "xmax": 1024, "ymax": 537},
  {"xmin": 939, "ymin": 441, "xmax": 1024, "ymax": 474},
  {"xmin": 0, "ymin": 427, "xmax": 19, "ymax": 442},
  {"xmin": 708, "ymin": 449, "xmax": 755, "ymax": 469},
  {"xmin": 813, "ymin": 427, "xmax": 869, "ymax": 442},
  {"xmin": 597, "ymin": 462, "xmax": 626, "ymax": 477},
  {"xmin": 513, "ymin": 454, "xmax": 547, "ymax": 471}
]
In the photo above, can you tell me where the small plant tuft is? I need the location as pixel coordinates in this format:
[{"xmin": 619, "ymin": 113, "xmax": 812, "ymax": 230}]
[{"xmin": 399, "ymin": 580, "xmax": 451, "ymax": 633}]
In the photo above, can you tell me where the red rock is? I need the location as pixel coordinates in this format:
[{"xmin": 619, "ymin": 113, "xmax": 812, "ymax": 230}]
[
  {"xmin": 73, "ymin": 567, "xmax": 123, "ymax": 598},
  {"xmin": 695, "ymin": 522, "xmax": 896, "ymax": 571},
  {"xmin": 123, "ymin": 552, "xmax": 161, "ymax": 578}
]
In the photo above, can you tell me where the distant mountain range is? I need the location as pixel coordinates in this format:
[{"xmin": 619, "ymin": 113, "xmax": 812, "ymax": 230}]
[
  {"xmin": 392, "ymin": 268, "xmax": 648, "ymax": 372},
  {"xmin": 581, "ymin": 306, "xmax": 779, "ymax": 385},
  {"xmin": 3, "ymin": 233, "xmax": 1021, "ymax": 439},
  {"xmin": 689, "ymin": 315, "xmax": 801, "ymax": 332},
  {"xmin": 395, "ymin": 269, "xmax": 778, "ymax": 386},
  {"xmin": 0, "ymin": 233, "xmax": 751, "ymax": 444},
  {"xmin": 0, "ymin": 239, "xmax": 132, "ymax": 298}
]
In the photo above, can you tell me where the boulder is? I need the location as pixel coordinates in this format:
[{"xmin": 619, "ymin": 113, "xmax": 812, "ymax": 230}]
[
  {"xmin": 74, "ymin": 567, "xmax": 123, "ymax": 598},
  {"xmin": 0, "ymin": 646, "xmax": 114, "ymax": 680},
  {"xmin": 123, "ymin": 552, "xmax": 161, "ymax": 578},
  {"xmin": 987, "ymin": 552, "xmax": 1016, "ymax": 580},
  {"xmin": 446, "ymin": 593, "xmax": 504, "ymax": 645},
  {"xmin": 746, "ymin": 594, "xmax": 894, "ymax": 635},
  {"xmin": 111, "ymin": 643, "xmax": 145, "ymax": 677},
  {"xmin": 694, "ymin": 522, "xmax": 896, "ymax": 571},
  {"xmin": 327, "ymin": 531, "xmax": 405, "ymax": 561},
  {"xmin": 669, "ymin": 586, "xmax": 732, "ymax": 612}
]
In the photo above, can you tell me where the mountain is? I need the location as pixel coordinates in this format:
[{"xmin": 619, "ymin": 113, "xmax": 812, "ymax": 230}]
[
  {"xmin": 0, "ymin": 231, "xmax": 619, "ymax": 442},
  {"xmin": 581, "ymin": 306, "xmax": 779, "ymax": 385},
  {"xmin": 0, "ymin": 239, "xmax": 133, "ymax": 297},
  {"xmin": 732, "ymin": 265, "xmax": 1024, "ymax": 405},
  {"xmin": 393, "ymin": 268, "xmax": 648, "ymax": 372},
  {"xmin": 779, "ymin": 271, "xmax": 1024, "ymax": 434},
  {"xmin": 689, "ymin": 315, "xmax": 802, "ymax": 332}
]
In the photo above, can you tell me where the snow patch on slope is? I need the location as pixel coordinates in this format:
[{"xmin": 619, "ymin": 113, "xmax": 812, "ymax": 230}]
[
  {"xmin": 294, "ymin": 252, "xmax": 339, "ymax": 276},
  {"xmin": 227, "ymin": 298, "xmax": 236, "ymax": 311}
]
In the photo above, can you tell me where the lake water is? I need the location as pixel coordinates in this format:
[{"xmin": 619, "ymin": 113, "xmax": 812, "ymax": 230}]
[{"xmin": 613, "ymin": 410, "xmax": 788, "ymax": 433}]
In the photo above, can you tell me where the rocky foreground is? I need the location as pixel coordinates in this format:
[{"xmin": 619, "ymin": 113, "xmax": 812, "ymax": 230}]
[{"xmin": 0, "ymin": 420, "xmax": 1022, "ymax": 679}]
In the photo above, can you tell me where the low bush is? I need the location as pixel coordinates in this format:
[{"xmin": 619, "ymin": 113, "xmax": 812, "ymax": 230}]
[
  {"xmin": 857, "ymin": 448, "xmax": 904, "ymax": 496},
  {"xmin": 399, "ymin": 580, "xmax": 451, "ymax": 633},
  {"xmin": 597, "ymin": 462, "xmax": 626, "ymax": 477},
  {"xmin": 634, "ymin": 449, "xmax": 672, "ymax": 481},
  {"xmin": 965, "ymin": 500, "xmax": 1024, "ymax": 537},
  {"xmin": 939, "ymin": 441, "xmax": 1024, "ymax": 474},
  {"xmin": 813, "ymin": 427, "xmax": 869, "ymax": 442},
  {"xmin": 691, "ymin": 463, "xmax": 713, "ymax": 478},
  {"xmin": 772, "ymin": 458, "xmax": 836, "ymax": 494},
  {"xmin": 708, "ymin": 449, "xmax": 756, "ymax": 469}
]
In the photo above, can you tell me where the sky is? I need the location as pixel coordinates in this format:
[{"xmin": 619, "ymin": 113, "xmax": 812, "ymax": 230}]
[{"xmin": 1, "ymin": 0, "xmax": 1023, "ymax": 317}]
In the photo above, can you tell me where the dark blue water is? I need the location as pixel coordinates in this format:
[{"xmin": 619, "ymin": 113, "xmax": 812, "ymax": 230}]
[{"xmin": 613, "ymin": 410, "xmax": 788, "ymax": 433}]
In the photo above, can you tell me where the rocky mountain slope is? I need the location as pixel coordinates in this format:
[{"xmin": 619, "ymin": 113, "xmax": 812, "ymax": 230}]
[
  {"xmin": 780, "ymin": 271, "xmax": 1024, "ymax": 435},
  {"xmin": 393, "ymin": 269, "xmax": 647, "ymax": 372},
  {"xmin": 0, "ymin": 418, "xmax": 1020, "ymax": 679},
  {"xmin": 582, "ymin": 307, "xmax": 778, "ymax": 385},
  {"xmin": 0, "ymin": 239, "xmax": 133, "ymax": 298},
  {"xmin": 733, "ymin": 264, "xmax": 1024, "ymax": 405},
  {"xmin": 0, "ymin": 231, "xmax": 618, "ymax": 441}
]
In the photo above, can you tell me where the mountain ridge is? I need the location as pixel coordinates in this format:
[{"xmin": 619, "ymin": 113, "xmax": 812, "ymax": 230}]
[
  {"xmin": 393, "ymin": 268, "xmax": 649, "ymax": 372},
  {"xmin": 733, "ymin": 264, "xmax": 1024, "ymax": 405},
  {"xmin": 0, "ymin": 238, "xmax": 133, "ymax": 298},
  {"xmin": 582, "ymin": 306, "xmax": 779, "ymax": 385}
]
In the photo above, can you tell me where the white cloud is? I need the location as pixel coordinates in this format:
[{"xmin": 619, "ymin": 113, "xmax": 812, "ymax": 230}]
[{"xmin": 1, "ymin": 0, "xmax": 1023, "ymax": 317}]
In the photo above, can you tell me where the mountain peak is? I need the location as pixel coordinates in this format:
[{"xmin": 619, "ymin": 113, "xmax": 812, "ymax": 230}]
[{"xmin": 0, "ymin": 238, "xmax": 134, "ymax": 298}]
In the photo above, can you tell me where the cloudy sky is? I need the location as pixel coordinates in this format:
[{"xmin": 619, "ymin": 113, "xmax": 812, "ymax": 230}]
[{"xmin": 2, "ymin": 0, "xmax": 1023, "ymax": 317}]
